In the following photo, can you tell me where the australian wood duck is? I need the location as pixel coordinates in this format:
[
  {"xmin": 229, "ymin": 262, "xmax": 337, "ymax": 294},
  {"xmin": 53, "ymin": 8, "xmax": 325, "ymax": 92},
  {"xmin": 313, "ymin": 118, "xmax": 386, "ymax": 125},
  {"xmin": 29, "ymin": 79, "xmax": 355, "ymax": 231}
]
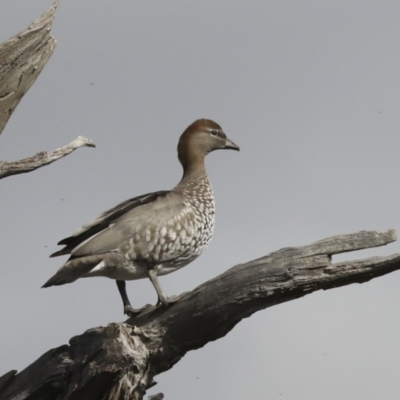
[{"xmin": 43, "ymin": 119, "xmax": 239, "ymax": 316}]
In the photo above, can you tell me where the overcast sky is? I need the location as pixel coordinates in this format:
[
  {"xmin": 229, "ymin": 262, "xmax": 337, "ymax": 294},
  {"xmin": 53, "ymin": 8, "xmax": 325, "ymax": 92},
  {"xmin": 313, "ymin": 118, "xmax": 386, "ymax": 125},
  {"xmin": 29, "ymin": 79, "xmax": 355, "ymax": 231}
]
[{"xmin": 2, "ymin": 1, "xmax": 400, "ymax": 399}]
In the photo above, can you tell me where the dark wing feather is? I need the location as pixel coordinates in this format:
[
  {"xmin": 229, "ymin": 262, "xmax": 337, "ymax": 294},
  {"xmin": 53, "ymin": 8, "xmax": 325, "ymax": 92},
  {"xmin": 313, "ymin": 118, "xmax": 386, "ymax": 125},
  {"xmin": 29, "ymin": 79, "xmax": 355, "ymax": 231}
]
[{"xmin": 50, "ymin": 190, "xmax": 170, "ymax": 257}]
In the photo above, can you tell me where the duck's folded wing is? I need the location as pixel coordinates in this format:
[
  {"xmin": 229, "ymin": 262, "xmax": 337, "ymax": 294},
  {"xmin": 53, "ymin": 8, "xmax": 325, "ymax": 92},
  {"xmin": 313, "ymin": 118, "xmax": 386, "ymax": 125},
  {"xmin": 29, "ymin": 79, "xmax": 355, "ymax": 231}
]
[
  {"xmin": 50, "ymin": 190, "xmax": 170, "ymax": 257},
  {"xmin": 71, "ymin": 196, "xmax": 187, "ymax": 257}
]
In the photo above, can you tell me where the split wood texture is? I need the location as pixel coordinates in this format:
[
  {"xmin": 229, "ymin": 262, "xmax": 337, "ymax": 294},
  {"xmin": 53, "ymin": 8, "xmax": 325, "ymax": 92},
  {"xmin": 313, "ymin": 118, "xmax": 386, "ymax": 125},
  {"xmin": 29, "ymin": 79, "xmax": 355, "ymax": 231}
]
[
  {"xmin": 0, "ymin": 0, "xmax": 94, "ymax": 180},
  {"xmin": 0, "ymin": 229, "xmax": 398, "ymax": 400}
]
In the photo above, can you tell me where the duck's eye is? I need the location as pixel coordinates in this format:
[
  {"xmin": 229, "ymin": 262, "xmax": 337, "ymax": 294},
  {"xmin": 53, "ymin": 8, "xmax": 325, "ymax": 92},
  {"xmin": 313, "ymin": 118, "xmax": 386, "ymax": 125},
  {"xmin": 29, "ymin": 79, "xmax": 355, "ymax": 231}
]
[{"xmin": 210, "ymin": 130, "xmax": 219, "ymax": 137}]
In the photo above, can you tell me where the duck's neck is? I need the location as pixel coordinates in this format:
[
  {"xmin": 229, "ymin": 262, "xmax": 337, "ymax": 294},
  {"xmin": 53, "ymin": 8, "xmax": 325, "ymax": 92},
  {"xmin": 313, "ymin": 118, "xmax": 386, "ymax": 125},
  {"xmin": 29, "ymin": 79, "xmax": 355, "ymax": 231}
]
[{"xmin": 175, "ymin": 160, "xmax": 209, "ymax": 190}]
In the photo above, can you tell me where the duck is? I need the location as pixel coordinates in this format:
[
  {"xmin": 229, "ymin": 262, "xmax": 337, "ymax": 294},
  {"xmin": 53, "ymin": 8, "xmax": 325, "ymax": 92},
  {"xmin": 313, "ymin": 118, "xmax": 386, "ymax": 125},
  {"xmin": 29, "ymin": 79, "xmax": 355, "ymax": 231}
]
[{"xmin": 43, "ymin": 119, "xmax": 240, "ymax": 316}]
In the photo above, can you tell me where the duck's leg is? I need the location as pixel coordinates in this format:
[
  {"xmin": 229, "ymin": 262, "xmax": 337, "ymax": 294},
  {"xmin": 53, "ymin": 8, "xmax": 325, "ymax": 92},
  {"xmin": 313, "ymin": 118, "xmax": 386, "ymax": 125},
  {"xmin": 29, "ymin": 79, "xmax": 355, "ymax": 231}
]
[
  {"xmin": 116, "ymin": 280, "xmax": 148, "ymax": 316},
  {"xmin": 148, "ymin": 269, "xmax": 186, "ymax": 306}
]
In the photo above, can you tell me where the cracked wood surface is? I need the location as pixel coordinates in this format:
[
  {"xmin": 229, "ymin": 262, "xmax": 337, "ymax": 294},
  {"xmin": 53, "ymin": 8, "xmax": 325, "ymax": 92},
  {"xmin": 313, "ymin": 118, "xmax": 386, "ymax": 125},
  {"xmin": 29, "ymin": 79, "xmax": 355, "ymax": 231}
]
[
  {"xmin": 0, "ymin": 1, "xmax": 96, "ymax": 179},
  {"xmin": 0, "ymin": 1, "xmax": 58, "ymax": 135},
  {"xmin": 0, "ymin": 229, "xmax": 398, "ymax": 400}
]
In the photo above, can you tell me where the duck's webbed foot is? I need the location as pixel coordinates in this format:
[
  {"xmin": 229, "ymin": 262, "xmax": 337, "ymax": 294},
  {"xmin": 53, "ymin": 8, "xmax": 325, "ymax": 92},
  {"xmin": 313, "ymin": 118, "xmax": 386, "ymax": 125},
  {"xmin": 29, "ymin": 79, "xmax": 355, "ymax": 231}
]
[
  {"xmin": 156, "ymin": 292, "xmax": 189, "ymax": 306},
  {"xmin": 148, "ymin": 269, "xmax": 188, "ymax": 307},
  {"xmin": 116, "ymin": 280, "xmax": 149, "ymax": 317},
  {"xmin": 124, "ymin": 304, "xmax": 151, "ymax": 317}
]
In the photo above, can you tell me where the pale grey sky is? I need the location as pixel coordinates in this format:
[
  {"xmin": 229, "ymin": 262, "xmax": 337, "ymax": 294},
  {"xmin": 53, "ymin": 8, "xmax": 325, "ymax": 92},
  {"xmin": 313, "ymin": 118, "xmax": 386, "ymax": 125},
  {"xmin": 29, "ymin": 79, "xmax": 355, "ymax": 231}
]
[{"xmin": 2, "ymin": 1, "xmax": 400, "ymax": 399}]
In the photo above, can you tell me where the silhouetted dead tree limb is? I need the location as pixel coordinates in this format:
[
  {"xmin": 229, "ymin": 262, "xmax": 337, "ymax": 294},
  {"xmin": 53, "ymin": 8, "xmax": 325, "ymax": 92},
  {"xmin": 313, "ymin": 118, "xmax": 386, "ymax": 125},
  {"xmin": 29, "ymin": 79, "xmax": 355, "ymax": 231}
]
[
  {"xmin": 0, "ymin": 229, "xmax": 398, "ymax": 400},
  {"xmin": 0, "ymin": 1, "xmax": 94, "ymax": 179}
]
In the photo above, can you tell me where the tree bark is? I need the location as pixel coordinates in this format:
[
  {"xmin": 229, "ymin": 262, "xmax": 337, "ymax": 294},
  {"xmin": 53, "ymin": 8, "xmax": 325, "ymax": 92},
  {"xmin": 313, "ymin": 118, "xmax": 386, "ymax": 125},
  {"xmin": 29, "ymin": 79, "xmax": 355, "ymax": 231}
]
[
  {"xmin": 0, "ymin": 229, "xmax": 398, "ymax": 400},
  {"xmin": 0, "ymin": 136, "xmax": 95, "ymax": 179},
  {"xmin": 0, "ymin": 1, "xmax": 58, "ymax": 135},
  {"xmin": 0, "ymin": 1, "xmax": 94, "ymax": 178}
]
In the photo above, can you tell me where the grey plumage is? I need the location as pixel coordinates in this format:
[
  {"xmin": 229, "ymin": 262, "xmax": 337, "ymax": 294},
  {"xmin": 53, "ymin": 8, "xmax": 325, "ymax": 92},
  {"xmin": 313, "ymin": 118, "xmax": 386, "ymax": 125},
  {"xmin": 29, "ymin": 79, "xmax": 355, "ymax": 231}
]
[{"xmin": 43, "ymin": 119, "xmax": 239, "ymax": 315}]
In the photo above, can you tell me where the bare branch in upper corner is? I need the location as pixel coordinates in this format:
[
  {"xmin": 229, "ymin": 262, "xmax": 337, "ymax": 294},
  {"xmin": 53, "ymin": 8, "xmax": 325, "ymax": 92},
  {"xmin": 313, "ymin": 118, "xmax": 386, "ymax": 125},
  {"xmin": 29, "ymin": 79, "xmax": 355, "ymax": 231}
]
[
  {"xmin": 0, "ymin": 0, "xmax": 59, "ymax": 136},
  {"xmin": 0, "ymin": 136, "xmax": 96, "ymax": 179}
]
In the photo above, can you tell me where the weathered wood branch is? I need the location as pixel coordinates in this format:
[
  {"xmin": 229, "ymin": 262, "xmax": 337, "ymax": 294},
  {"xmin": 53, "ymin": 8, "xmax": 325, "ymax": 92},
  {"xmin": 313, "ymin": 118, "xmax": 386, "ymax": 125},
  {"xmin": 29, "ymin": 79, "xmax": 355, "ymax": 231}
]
[
  {"xmin": 0, "ymin": 1, "xmax": 58, "ymax": 135},
  {"xmin": 0, "ymin": 136, "xmax": 95, "ymax": 179},
  {"xmin": 0, "ymin": 2, "xmax": 95, "ymax": 179},
  {"xmin": 0, "ymin": 229, "xmax": 398, "ymax": 400}
]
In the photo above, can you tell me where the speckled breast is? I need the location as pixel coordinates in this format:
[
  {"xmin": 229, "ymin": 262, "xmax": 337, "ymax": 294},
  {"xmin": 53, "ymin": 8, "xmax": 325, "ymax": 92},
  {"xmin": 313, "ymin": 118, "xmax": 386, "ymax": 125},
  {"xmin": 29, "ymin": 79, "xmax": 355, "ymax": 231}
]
[{"xmin": 123, "ymin": 178, "xmax": 215, "ymax": 270}]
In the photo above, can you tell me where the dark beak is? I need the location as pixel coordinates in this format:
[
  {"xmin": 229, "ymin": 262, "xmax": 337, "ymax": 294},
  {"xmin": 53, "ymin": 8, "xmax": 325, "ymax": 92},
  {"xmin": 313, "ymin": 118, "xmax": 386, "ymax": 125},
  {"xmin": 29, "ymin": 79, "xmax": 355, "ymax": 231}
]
[{"xmin": 224, "ymin": 138, "xmax": 240, "ymax": 151}]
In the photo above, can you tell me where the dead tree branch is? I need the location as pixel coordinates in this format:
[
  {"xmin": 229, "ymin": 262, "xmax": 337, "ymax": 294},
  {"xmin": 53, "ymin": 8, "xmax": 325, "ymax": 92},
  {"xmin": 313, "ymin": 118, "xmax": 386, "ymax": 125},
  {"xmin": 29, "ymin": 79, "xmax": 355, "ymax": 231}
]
[
  {"xmin": 0, "ymin": 136, "xmax": 95, "ymax": 179},
  {"xmin": 0, "ymin": 1, "xmax": 58, "ymax": 135},
  {"xmin": 0, "ymin": 1, "xmax": 95, "ymax": 179},
  {"xmin": 0, "ymin": 229, "xmax": 398, "ymax": 400}
]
